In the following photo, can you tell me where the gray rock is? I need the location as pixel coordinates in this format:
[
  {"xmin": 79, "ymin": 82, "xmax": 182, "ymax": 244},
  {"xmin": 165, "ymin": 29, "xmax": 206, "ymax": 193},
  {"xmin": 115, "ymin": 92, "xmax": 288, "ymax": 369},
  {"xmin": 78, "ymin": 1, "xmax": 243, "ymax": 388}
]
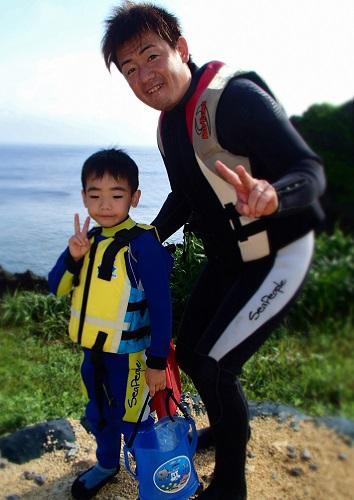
[
  {"xmin": 289, "ymin": 420, "xmax": 301, "ymax": 432},
  {"xmin": 0, "ymin": 419, "xmax": 75, "ymax": 464},
  {"xmin": 21, "ymin": 471, "xmax": 36, "ymax": 480},
  {"xmin": 248, "ymin": 401, "xmax": 354, "ymax": 442},
  {"xmin": 248, "ymin": 400, "xmax": 309, "ymax": 422},
  {"xmin": 289, "ymin": 467, "xmax": 304, "ymax": 477},
  {"xmin": 315, "ymin": 415, "xmax": 354, "ymax": 442},
  {"xmin": 65, "ymin": 446, "xmax": 79, "ymax": 460},
  {"xmin": 287, "ymin": 446, "xmax": 297, "ymax": 459},
  {"xmin": 63, "ymin": 440, "xmax": 77, "ymax": 450},
  {"xmin": 301, "ymin": 448, "xmax": 312, "ymax": 461},
  {"xmin": 34, "ymin": 474, "xmax": 47, "ymax": 486},
  {"xmin": 20, "ymin": 471, "xmax": 47, "ymax": 486},
  {"xmin": 338, "ymin": 452, "xmax": 348, "ymax": 461},
  {"xmin": 309, "ymin": 463, "xmax": 319, "ymax": 471}
]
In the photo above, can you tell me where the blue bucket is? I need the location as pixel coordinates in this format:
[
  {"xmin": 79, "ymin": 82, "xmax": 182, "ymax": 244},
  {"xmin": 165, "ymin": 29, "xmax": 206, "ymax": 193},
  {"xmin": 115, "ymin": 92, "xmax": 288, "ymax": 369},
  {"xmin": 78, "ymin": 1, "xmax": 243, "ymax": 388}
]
[{"xmin": 124, "ymin": 414, "xmax": 199, "ymax": 499}]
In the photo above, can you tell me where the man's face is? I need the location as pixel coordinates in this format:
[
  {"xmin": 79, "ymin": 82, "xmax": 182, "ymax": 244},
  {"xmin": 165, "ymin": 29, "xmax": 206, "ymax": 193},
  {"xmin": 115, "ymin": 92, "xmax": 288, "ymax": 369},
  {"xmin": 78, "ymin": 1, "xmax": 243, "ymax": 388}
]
[{"xmin": 116, "ymin": 32, "xmax": 192, "ymax": 111}]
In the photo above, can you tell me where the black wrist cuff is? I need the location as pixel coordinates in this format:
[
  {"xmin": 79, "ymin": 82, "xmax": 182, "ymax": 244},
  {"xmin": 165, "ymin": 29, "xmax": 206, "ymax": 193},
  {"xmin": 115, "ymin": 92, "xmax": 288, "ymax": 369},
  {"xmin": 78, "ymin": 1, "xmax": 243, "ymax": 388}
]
[
  {"xmin": 64, "ymin": 252, "xmax": 84, "ymax": 286},
  {"xmin": 146, "ymin": 355, "xmax": 167, "ymax": 370}
]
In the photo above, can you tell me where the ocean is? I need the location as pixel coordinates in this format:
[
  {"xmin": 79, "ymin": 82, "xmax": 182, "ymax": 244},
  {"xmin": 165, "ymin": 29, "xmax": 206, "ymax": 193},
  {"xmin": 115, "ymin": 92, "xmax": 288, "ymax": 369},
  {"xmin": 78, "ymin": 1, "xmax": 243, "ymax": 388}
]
[{"xmin": 0, "ymin": 144, "xmax": 182, "ymax": 277}]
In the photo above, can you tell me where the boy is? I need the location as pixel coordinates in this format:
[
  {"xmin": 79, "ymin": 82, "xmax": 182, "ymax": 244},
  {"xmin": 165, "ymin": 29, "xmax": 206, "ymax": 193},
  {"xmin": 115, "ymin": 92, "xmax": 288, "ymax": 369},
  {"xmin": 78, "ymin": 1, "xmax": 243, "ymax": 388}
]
[{"xmin": 48, "ymin": 148, "xmax": 173, "ymax": 499}]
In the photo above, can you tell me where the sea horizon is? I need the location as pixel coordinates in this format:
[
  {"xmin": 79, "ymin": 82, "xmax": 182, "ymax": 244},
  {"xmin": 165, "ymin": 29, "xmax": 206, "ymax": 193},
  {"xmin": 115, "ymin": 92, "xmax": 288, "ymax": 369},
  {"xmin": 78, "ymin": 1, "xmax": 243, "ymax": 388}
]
[{"xmin": 0, "ymin": 143, "xmax": 182, "ymax": 277}]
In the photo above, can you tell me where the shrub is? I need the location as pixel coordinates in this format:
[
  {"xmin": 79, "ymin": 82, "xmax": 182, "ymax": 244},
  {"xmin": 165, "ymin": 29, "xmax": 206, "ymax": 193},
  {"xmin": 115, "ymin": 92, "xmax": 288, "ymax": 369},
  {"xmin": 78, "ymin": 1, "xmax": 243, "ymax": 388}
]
[
  {"xmin": 0, "ymin": 291, "xmax": 70, "ymax": 342},
  {"xmin": 169, "ymin": 233, "xmax": 206, "ymax": 334},
  {"xmin": 290, "ymin": 227, "xmax": 354, "ymax": 326}
]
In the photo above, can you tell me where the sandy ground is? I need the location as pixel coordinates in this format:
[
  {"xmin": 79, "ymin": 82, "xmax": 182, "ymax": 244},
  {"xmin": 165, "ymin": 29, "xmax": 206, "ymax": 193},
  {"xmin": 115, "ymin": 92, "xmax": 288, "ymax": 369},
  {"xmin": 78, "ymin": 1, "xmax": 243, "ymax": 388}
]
[{"xmin": 0, "ymin": 413, "xmax": 353, "ymax": 500}]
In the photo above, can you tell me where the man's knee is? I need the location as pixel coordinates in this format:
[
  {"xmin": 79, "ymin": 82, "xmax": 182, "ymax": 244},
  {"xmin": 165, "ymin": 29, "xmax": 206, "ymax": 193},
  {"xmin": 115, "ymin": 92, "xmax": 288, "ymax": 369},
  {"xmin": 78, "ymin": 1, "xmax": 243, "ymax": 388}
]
[{"xmin": 176, "ymin": 343, "xmax": 219, "ymax": 388}]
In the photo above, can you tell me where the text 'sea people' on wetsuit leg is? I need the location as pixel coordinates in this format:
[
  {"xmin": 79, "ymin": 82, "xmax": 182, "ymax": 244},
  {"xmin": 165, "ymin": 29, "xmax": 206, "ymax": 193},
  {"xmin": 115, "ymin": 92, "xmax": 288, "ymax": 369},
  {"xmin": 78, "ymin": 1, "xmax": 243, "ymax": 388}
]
[{"xmin": 208, "ymin": 232, "xmax": 315, "ymax": 373}]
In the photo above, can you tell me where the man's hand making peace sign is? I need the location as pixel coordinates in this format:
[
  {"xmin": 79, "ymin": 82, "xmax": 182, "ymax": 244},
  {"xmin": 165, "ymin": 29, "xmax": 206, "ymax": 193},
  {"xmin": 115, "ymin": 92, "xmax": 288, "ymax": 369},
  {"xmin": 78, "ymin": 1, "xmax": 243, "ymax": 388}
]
[
  {"xmin": 215, "ymin": 160, "xmax": 279, "ymax": 218},
  {"xmin": 68, "ymin": 214, "xmax": 91, "ymax": 261}
]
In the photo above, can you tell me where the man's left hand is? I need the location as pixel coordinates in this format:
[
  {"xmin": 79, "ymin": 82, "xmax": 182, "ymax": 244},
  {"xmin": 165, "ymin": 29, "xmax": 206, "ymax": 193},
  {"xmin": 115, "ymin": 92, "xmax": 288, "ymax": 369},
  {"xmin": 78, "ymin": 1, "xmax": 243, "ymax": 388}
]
[{"xmin": 215, "ymin": 160, "xmax": 279, "ymax": 218}]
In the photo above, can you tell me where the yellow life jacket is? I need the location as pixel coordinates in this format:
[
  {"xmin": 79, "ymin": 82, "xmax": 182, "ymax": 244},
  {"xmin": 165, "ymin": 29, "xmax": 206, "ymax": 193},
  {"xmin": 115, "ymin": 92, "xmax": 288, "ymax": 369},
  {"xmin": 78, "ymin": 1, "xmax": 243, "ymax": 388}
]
[{"xmin": 69, "ymin": 217, "xmax": 157, "ymax": 354}]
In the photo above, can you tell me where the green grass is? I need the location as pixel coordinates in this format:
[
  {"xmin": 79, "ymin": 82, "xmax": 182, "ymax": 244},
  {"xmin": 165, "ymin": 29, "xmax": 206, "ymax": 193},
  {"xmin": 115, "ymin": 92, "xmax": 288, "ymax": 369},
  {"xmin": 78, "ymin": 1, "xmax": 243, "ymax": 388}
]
[
  {"xmin": 0, "ymin": 328, "xmax": 86, "ymax": 434},
  {"xmin": 1, "ymin": 314, "xmax": 353, "ymax": 436},
  {"xmin": 0, "ymin": 228, "xmax": 353, "ymax": 435},
  {"xmin": 241, "ymin": 316, "xmax": 354, "ymax": 418}
]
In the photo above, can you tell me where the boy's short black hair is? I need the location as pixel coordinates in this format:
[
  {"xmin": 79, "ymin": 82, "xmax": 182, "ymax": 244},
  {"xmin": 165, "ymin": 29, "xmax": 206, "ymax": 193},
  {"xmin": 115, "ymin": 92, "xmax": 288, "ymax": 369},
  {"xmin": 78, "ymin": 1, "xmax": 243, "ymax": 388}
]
[
  {"xmin": 81, "ymin": 148, "xmax": 139, "ymax": 193},
  {"xmin": 102, "ymin": 1, "xmax": 183, "ymax": 70}
]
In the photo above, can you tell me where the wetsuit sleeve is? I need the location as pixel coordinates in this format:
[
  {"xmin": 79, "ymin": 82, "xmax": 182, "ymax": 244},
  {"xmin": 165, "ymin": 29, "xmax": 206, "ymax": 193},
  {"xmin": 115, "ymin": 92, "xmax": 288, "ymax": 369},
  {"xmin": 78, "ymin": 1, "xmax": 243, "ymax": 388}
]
[
  {"xmin": 48, "ymin": 248, "xmax": 83, "ymax": 296},
  {"xmin": 151, "ymin": 190, "xmax": 191, "ymax": 242},
  {"xmin": 216, "ymin": 78, "xmax": 326, "ymax": 215},
  {"xmin": 130, "ymin": 231, "xmax": 173, "ymax": 369}
]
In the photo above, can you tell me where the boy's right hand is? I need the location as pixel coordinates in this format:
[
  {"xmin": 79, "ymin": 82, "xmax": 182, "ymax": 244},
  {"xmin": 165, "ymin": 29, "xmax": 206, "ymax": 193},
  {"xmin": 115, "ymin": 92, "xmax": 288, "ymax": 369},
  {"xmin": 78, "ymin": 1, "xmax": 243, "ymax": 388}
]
[{"xmin": 68, "ymin": 214, "xmax": 91, "ymax": 261}]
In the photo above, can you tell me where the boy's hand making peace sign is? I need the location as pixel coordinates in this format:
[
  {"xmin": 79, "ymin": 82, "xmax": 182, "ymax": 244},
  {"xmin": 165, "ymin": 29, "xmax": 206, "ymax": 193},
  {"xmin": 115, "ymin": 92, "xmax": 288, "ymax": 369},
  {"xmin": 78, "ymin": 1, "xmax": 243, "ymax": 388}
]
[{"xmin": 68, "ymin": 214, "xmax": 91, "ymax": 261}]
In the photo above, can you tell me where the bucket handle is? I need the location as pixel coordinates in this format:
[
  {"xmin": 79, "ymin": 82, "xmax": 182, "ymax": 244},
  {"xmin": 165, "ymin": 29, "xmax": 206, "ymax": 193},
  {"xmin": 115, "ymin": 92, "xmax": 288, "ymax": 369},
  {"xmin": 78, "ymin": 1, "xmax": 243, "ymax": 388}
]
[
  {"xmin": 126, "ymin": 388, "xmax": 190, "ymax": 450},
  {"xmin": 126, "ymin": 391, "xmax": 151, "ymax": 449},
  {"xmin": 164, "ymin": 387, "xmax": 190, "ymax": 421}
]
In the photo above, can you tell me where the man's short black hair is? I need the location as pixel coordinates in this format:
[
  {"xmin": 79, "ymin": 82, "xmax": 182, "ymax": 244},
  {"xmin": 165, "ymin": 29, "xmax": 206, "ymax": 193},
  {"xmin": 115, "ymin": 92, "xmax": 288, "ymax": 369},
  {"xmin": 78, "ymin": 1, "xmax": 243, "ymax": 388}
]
[
  {"xmin": 102, "ymin": 1, "xmax": 183, "ymax": 70},
  {"xmin": 81, "ymin": 148, "xmax": 139, "ymax": 193}
]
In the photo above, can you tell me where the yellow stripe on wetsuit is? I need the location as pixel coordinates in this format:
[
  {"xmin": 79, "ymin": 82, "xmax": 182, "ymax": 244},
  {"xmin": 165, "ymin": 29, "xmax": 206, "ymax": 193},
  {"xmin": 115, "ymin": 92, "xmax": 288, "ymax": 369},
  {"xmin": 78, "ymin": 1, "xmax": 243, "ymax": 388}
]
[{"xmin": 123, "ymin": 350, "xmax": 149, "ymax": 423}]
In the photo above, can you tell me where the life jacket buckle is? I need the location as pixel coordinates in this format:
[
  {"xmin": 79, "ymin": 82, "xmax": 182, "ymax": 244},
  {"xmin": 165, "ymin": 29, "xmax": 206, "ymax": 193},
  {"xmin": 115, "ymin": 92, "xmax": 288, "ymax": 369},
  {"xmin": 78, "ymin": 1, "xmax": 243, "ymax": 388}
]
[{"xmin": 238, "ymin": 230, "xmax": 270, "ymax": 262}]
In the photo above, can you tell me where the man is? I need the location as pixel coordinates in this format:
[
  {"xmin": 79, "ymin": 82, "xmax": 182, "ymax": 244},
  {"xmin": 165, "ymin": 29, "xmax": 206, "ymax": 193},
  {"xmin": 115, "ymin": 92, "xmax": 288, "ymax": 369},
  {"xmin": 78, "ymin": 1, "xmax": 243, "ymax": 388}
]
[{"xmin": 102, "ymin": 3, "xmax": 326, "ymax": 499}]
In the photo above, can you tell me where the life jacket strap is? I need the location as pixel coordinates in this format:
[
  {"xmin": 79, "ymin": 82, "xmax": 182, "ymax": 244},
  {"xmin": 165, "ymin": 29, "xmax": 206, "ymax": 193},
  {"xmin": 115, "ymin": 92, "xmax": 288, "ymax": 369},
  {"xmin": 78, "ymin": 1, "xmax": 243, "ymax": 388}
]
[
  {"xmin": 223, "ymin": 203, "xmax": 267, "ymax": 241},
  {"xmin": 92, "ymin": 331, "xmax": 108, "ymax": 351},
  {"xmin": 90, "ymin": 331, "xmax": 111, "ymax": 429},
  {"xmin": 121, "ymin": 326, "xmax": 150, "ymax": 341},
  {"xmin": 98, "ymin": 226, "xmax": 145, "ymax": 281},
  {"xmin": 126, "ymin": 299, "xmax": 147, "ymax": 312},
  {"xmin": 88, "ymin": 326, "xmax": 150, "ymax": 352}
]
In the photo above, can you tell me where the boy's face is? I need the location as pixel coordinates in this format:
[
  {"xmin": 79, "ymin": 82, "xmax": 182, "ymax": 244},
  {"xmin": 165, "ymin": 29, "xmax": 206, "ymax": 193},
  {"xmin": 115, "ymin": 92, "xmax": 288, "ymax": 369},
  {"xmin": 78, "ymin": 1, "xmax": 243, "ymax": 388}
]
[
  {"xmin": 82, "ymin": 173, "xmax": 140, "ymax": 227},
  {"xmin": 116, "ymin": 32, "xmax": 191, "ymax": 111}
]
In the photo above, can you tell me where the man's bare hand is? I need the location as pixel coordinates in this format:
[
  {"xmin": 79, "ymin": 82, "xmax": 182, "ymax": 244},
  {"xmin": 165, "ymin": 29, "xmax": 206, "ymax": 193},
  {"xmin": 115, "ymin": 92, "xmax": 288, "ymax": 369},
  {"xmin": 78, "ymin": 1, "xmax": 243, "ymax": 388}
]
[{"xmin": 215, "ymin": 161, "xmax": 279, "ymax": 218}]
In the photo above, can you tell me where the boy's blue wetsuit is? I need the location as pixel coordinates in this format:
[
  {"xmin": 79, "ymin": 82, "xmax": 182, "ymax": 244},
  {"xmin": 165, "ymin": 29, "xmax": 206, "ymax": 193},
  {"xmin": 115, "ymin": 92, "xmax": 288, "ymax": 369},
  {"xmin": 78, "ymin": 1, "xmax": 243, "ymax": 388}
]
[
  {"xmin": 48, "ymin": 217, "xmax": 173, "ymax": 469},
  {"xmin": 153, "ymin": 62, "xmax": 326, "ymax": 497}
]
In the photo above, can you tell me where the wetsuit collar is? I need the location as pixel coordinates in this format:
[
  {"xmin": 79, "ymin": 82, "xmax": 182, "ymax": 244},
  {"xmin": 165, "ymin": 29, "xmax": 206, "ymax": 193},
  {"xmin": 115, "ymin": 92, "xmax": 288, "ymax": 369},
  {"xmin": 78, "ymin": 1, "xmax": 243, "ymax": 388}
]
[
  {"xmin": 94, "ymin": 216, "xmax": 136, "ymax": 238},
  {"xmin": 170, "ymin": 62, "xmax": 208, "ymax": 111}
]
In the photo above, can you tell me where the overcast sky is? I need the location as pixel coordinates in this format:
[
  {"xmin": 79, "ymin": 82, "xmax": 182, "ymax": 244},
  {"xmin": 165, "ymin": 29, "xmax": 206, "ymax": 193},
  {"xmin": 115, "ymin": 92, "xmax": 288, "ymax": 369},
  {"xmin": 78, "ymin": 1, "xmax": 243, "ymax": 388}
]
[{"xmin": 1, "ymin": 0, "xmax": 353, "ymax": 146}]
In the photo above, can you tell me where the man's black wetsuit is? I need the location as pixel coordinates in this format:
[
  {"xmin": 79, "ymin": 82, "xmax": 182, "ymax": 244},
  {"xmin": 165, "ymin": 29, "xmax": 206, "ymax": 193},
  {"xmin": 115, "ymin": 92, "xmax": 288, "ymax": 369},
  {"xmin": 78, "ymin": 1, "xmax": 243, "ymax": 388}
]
[{"xmin": 153, "ymin": 62, "xmax": 326, "ymax": 499}]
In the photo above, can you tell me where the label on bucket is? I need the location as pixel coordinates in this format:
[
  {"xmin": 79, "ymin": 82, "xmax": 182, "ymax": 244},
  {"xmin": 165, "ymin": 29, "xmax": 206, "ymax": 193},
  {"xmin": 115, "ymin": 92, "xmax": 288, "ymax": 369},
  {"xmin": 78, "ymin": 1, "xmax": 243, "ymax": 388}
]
[{"xmin": 153, "ymin": 455, "xmax": 191, "ymax": 493}]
